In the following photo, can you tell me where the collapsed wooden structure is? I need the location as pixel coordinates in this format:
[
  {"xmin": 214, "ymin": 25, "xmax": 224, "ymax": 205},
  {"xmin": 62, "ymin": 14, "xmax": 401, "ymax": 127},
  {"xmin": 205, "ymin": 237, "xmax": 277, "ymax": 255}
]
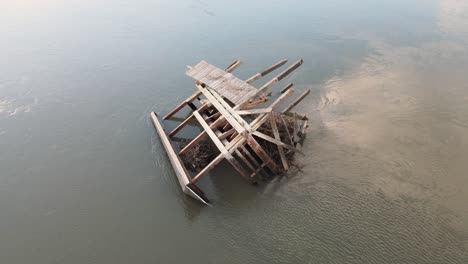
[{"xmin": 151, "ymin": 59, "xmax": 310, "ymax": 204}]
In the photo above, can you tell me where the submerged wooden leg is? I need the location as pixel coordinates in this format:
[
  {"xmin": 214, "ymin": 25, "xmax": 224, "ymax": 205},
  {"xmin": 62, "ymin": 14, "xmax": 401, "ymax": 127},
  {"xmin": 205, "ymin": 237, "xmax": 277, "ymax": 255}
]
[
  {"xmin": 245, "ymin": 134, "xmax": 280, "ymax": 174},
  {"xmin": 282, "ymin": 89, "xmax": 310, "ymax": 113},
  {"xmin": 190, "ymin": 153, "xmax": 224, "ymax": 184},
  {"xmin": 193, "ymin": 111, "xmax": 250, "ymax": 180},
  {"xmin": 270, "ymin": 115, "xmax": 288, "ymax": 170}
]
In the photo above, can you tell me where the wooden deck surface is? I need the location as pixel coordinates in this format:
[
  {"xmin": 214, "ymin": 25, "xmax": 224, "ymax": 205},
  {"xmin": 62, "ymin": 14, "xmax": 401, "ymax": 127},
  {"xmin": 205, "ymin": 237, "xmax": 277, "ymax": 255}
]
[{"xmin": 186, "ymin": 61, "xmax": 258, "ymax": 105}]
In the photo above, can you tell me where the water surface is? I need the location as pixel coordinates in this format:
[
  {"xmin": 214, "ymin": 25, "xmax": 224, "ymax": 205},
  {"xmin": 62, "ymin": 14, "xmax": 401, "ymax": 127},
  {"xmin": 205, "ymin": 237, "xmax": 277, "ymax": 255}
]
[{"xmin": 1, "ymin": 0, "xmax": 468, "ymax": 263}]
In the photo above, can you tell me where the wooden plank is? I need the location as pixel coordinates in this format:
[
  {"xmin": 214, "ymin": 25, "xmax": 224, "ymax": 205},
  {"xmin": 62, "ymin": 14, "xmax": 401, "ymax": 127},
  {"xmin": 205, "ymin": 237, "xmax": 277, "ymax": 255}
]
[
  {"xmin": 250, "ymin": 161, "xmax": 269, "ymax": 178},
  {"xmin": 207, "ymin": 87, "xmax": 252, "ymax": 131},
  {"xmin": 218, "ymin": 128, "xmax": 235, "ymax": 140},
  {"xmin": 190, "ymin": 153, "xmax": 224, "ymax": 184},
  {"xmin": 241, "ymin": 97, "xmax": 269, "ymax": 109},
  {"xmin": 163, "ymin": 90, "xmax": 201, "ymax": 120},
  {"xmin": 282, "ymin": 89, "xmax": 310, "ymax": 113},
  {"xmin": 245, "ymin": 59, "xmax": 288, "ymax": 84},
  {"xmin": 243, "ymin": 59, "xmax": 303, "ymax": 106},
  {"xmin": 293, "ymin": 112, "xmax": 298, "ymax": 144},
  {"xmin": 179, "ymin": 130, "xmax": 207, "ymax": 156},
  {"xmin": 252, "ymin": 131, "xmax": 304, "ymax": 155},
  {"xmin": 197, "ymin": 85, "xmax": 247, "ymax": 134},
  {"xmin": 235, "ymin": 149, "xmax": 256, "ymax": 172},
  {"xmin": 245, "ymin": 134, "xmax": 280, "ymax": 174},
  {"xmin": 279, "ymin": 114, "xmax": 294, "ymax": 146},
  {"xmin": 270, "ymin": 114, "xmax": 288, "ymax": 170},
  {"xmin": 225, "ymin": 60, "xmax": 242, "ymax": 73},
  {"xmin": 168, "ymin": 103, "xmax": 209, "ymax": 138},
  {"xmin": 150, "ymin": 112, "xmax": 209, "ymax": 204},
  {"xmin": 301, "ymin": 119, "xmax": 308, "ymax": 134},
  {"xmin": 193, "ymin": 111, "xmax": 250, "ymax": 179},
  {"xmin": 280, "ymin": 82, "xmax": 294, "ymax": 93},
  {"xmin": 250, "ymin": 89, "xmax": 294, "ymax": 129},
  {"xmin": 240, "ymin": 145, "xmax": 261, "ymax": 167},
  {"xmin": 236, "ymin": 108, "xmax": 273, "ymax": 115},
  {"xmin": 187, "ymin": 61, "xmax": 258, "ymax": 105}
]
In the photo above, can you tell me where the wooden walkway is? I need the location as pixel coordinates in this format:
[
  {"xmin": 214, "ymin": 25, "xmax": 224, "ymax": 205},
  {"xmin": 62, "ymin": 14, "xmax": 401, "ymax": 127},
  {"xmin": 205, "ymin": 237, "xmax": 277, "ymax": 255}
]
[{"xmin": 186, "ymin": 60, "xmax": 259, "ymax": 105}]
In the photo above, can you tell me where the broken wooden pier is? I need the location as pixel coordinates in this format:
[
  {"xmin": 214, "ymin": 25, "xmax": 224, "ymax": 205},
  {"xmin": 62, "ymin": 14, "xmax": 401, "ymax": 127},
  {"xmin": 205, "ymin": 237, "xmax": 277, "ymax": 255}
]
[{"xmin": 151, "ymin": 59, "xmax": 310, "ymax": 204}]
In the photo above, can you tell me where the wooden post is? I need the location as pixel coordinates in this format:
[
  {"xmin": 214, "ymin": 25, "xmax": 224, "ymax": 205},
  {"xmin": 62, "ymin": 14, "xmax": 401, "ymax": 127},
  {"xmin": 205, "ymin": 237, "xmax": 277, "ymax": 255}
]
[
  {"xmin": 245, "ymin": 60, "xmax": 288, "ymax": 84},
  {"xmin": 280, "ymin": 83, "xmax": 293, "ymax": 93},
  {"xmin": 282, "ymin": 89, "xmax": 310, "ymax": 113},
  {"xmin": 270, "ymin": 114, "xmax": 288, "ymax": 170}
]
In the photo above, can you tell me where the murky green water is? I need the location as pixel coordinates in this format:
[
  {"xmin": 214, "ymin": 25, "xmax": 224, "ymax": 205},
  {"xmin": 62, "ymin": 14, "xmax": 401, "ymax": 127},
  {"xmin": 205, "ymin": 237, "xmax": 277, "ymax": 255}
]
[{"xmin": 1, "ymin": 0, "xmax": 468, "ymax": 263}]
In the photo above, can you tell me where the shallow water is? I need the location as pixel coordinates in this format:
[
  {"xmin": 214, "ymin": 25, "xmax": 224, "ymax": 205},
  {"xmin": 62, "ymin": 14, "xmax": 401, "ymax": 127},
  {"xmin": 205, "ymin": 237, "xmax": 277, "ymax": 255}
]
[{"xmin": 1, "ymin": 0, "xmax": 468, "ymax": 263}]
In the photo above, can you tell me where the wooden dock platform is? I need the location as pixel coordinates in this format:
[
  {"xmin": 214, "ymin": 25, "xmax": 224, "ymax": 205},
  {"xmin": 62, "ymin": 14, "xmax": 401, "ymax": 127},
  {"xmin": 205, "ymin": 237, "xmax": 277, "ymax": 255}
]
[{"xmin": 151, "ymin": 59, "xmax": 310, "ymax": 204}]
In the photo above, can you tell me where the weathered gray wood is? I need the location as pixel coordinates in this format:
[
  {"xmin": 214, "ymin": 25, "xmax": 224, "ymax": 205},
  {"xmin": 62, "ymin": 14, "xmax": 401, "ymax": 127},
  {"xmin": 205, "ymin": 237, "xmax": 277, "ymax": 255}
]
[
  {"xmin": 193, "ymin": 111, "xmax": 250, "ymax": 179},
  {"xmin": 235, "ymin": 149, "xmax": 256, "ymax": 172},
  {"xmin": 197, "ymin": 85, "xmax": 248, "ymax": 134},
  {"xmin": 207, "ymin": 87, "xmax": 252, "ymax": 131},
  {"xmin": 245, "ymin": 134, "xmax": 280, "ymax": 174},
  {"xmin": 240, "ymin": 145, "xmax": 260, "ymax": 167},
  {"xmin": 178, "ymin": 129, "xmax": 207, "ymax": 156},
  {"xmin": 270, "ymin": 115, "xmax": 288, "ymax": 170},
  {"xmin": 236, "ymin": 108, "xmax": 273, "ymax": 115},
  {"xmin": 250, "ymin": 161, "xmax": 269, "ymax": 178},
  {"xmin": 279, "ymin": 114, "xmax": 294, "ymax": 146},
  {"xmin": 282, "ymin": 89, "xmax": 310, "ymax": 113},
  {"xmin": 187, "ymin": 61, "xmax": 258, "ymax": 105},
  {"xmin": 252, "ymin": 131, "xmax": 304, "ymax": 155},
  {"xmin": 245, "ymin": 60, "xmax": 288, "ymax": 84},
  {"xmin": 218, "ymin": 128, "xmax": 235, "ymax": 140},
  {"xmin": 241, "ymin": 97, "xmax": 269, "ymax": 109},
  {"xmin": 280, "ymin": 82, "xmax": 293, "ymax": 93},
  {"xmin": 150, "ymin": 112, "xmax": 209, "ymax": 204},
  {"xmin": 244, "ymin": 59, "xmax": 303, "ymax": 105},
  {"xmin": 165, "ymin": 60, "xmax": 241, "ymax": 120},
  {"xmin": 301, "ymin": 119, "xmax": 308, "ymax": 135},
  {"xmin": 163, "ymin": 90, "xmax": 202, "ymax": 120},
  {"xmin": 250, "ymin": 89, "xmax": 294, "ymax": 129},
  {"xmin": 225, "ymin": 60, "xmax": 242, "ymax": 73},
  {"xmin": 190, "ymin": 153, "xmax": 224, "ymax": 184},
  {"xmin": 283, "ymin": 111, "xmax": 308, "ymax": 120},
  {"xmin": 168, "ymin": 103, "xmax": 209, "ymax": 138}
]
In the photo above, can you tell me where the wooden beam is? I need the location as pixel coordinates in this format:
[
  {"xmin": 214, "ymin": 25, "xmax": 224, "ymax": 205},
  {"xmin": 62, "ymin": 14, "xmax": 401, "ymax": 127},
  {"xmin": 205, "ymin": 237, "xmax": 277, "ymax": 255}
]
[
  {"xmin": 193, "ymin": 111, "xmax": 250, "ymax": 179},
  {"xmin": 250, "ymin": 89, "xmax": 294, "ymax": 129},
  {"xmin": 218, "ymin": 128, "xmax": 235, "ymax": 140},
  {"xmin": 240, "ymin": 145, "xmax": 261, "ymax": 167},
  {"xmin": 241, "ymin": 97, "xmax": 269, "ymax": 109},
  {"xmin": 236, "ymin": 108, "xmax": 273, "ymax": 115},
  {"xmin": 164, "ymin": 60, "xmax": 241, "ymax": 120},
  {"xmin": 279, "ymin": 114, "xmax": 294, "ymax": 146},
  {"xmin": 168, "ymin": 103, "xmax": 209, "ymax": 138},
  {"xmin": 163, "ymin": 90, "xmax": 202, "ymax": 120},
  {"xmin": 206, "ymin": 86, "xmax": 252, "ymax": 131},
  {"xmin": 179, "ymin": 129, "xmax": 207, "ymax": 156},
  {"xmin": 245, "ymin": 59, "xmax": 288, "ymax": 84},
  {"xmin": 270, "ymin": 115, "xmax": 288, "ymax": 170},
  {"xmin": 150, "ymin": 112, "xmax": 209, "ymax": 204},
  {"xmin": 245, "ymin": 59, "xmax": 303, "ymax": 104},
  {"xmin": 190, "ymin": 153, "xmax": 224, "ymax": 184},
  {"xmin": 252, "ymin": 131, "xmax": 304, "ymax": 155},
  {"xmin": 280, "ymin": 82, "xmax": 293, "ymax": 93},
  {"xmin": 282, "ymin": 89, "xmax": 310, "ymax": 113},
  {"xmin": 225, "ymin": 60, "xmax": 242, "ymax": 73},
  {"xmin": 283, "ymin": 111, "xmax": 308, "ymax": 120}
]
